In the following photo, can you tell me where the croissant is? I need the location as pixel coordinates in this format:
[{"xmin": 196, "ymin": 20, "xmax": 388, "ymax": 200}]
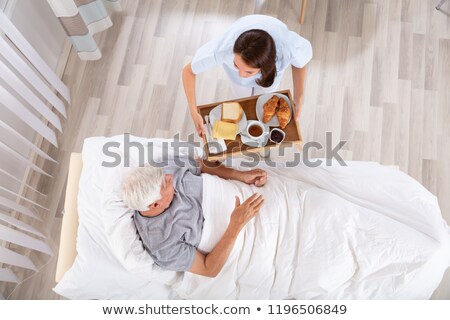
[
  {"xmin": 276, "ymin": 98, "xmax": 291, "ymax": 129},
  {"xmin": 262, "ymin": 96, "xmax": 279, "ymax": 123}
]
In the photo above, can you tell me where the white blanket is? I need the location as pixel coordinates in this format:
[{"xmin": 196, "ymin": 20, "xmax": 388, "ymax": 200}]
[{"xmin": 176, "ymin": 161, "xmax": 450, "ymax": 299}]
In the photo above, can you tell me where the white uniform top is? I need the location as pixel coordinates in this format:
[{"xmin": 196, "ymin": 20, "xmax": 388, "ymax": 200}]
[{"xmin": 191, "ymin": 15, "xmax": 313, "ymax": 89}]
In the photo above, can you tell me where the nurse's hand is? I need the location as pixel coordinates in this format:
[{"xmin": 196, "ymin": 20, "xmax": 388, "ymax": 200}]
[
  {"xmin": 294, "ymin": 105, "xmax": 301, "ymax": 121},
  {"xmin": 294, "ymin": 98, "xmax": 303, "ymax": 121},
  {"xmin": 192, "ymin": 112, "xmax": 206, "ymax": 137}
]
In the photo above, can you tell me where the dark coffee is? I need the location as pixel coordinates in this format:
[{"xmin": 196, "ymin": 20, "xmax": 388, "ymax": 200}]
[
  {"xmin": 270, "ymin": 130, "xmax": 284, "ymax": 143},
  {"xmin": 248, "ymin": 125, "xmax": 263, "ymax": 137}
]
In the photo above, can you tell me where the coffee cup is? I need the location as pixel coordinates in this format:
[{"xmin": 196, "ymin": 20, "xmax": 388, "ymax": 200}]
[
  {"xmin": 243, "ymin": 120, "xmax": 268, "ymax": 141},
  {"xmin": 269, "ymin": 128, "xmax": 285, "ymax": 144}
]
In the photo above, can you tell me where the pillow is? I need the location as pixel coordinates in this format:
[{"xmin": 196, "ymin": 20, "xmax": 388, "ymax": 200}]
[
  {"xmin": 100, "ymin": 163, "xmax": 155, "ymax": 278},
  {"xmin": 54, "ymin": 134, "xmax": 202, "ymax": 299}
]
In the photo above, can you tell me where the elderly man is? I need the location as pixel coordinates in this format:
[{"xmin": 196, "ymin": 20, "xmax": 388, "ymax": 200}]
[{"xmin": 121, "ymin": 158, "xmax": 267, "ymax": 277}]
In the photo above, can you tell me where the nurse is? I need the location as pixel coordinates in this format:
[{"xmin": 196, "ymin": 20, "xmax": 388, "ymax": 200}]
[{"xmin": 182, "ymin": 15, "xmax": 313, "ymax": 137}]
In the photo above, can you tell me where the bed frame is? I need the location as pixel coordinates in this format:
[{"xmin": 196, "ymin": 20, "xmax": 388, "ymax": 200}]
[{"xmin": 55, "ymin": 153, "xmax": 82, "ymax": 283}]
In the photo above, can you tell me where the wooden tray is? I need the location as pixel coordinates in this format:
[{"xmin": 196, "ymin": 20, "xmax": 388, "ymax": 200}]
[{"xmin": 197, "ymin": 89, "xmax": 303, "ymax": 161}]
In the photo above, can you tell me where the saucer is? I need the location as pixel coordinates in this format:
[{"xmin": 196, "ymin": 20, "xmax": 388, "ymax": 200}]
[{"xmin": 241, "ymin": 134, "xmax": 269, "ymax": 148}]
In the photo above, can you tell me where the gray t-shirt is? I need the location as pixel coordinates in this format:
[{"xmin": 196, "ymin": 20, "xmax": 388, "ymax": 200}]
[{"xmin": 133, "ymin": 160, "xmax": 203, "ymax": 271}]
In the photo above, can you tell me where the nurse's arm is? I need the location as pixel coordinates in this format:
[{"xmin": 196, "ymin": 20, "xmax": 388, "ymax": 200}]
[
  {"xmin": 182, "ymin": 63, "xmax": 197, "ymax": 116},
  {"xmin": 183, "ymin": 63, "xmax": 206, "ymax": 137},
  {"xmin": 292, "ymin": 65, "xmax": 307, "ymax": 121}
]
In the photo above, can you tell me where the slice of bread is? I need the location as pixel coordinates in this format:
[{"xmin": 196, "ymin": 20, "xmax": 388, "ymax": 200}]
[{"xmin": 221, "ymin": 102, "xmax": 243, "ymax": 123}]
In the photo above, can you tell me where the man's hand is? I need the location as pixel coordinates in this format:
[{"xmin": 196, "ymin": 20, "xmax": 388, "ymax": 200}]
[
  {"xmin": 239, "ymin": 169, "xmax": 267, "ymax": 187},
  {"xmin": 230, "ymin": 193, "xmax": 264, "ymax": 231}
]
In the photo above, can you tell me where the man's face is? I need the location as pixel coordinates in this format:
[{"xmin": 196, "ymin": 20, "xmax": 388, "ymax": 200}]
[{"xmin": 158, "ymin": 174, "xmax": 174, "ymax": 209}]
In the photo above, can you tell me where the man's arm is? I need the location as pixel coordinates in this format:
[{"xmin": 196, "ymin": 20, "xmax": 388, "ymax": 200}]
[
  {"xmin": 188, "ymin": 193, "xmax": 264, "ymax": 277},
  {"xmin": 199, "ymin": 159, "xmax": 239, "ymax": 180},
  {"xmin": 292, "ymin": 65, "xmax": 307, "ymax": 121},
  {"xmin": 198, "ymin": 160, "xmax": 267, "ymax": 187}
]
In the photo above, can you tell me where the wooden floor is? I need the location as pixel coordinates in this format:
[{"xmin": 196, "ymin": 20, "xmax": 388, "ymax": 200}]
[{"xmin": 2, "ymin": 0, "xmax": 450, "ymax": 299}]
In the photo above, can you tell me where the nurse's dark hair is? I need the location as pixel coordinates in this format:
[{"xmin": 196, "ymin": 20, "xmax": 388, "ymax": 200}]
[{"xmin": 233, "ymin": 29, "xmax": 276, "ymax": 88}]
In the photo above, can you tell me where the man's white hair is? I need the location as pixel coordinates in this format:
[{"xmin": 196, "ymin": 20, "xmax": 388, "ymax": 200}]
[{"xmin": 121, "ymin": 165, "xmax": 164, "ymax": 211}]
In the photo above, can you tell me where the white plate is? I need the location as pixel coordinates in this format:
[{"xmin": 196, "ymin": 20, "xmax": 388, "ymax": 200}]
[
  {"xmin": 209, "ymin": 104, "xmax": 247, "ymax": 133},
  {"xmin": 255, "ymin": 93, "xmax": 292, "ymax": 127}
]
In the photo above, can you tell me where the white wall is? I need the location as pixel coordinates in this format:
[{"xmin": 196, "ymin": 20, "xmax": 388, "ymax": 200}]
[{"xmin": 0, "ymin": 0, "xmax": 66, "ymax": 201}]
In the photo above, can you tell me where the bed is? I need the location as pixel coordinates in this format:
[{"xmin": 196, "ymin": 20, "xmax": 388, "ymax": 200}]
[{"xmin": 54, "ymin": 134, "xmax": 450, "ymax": 299}]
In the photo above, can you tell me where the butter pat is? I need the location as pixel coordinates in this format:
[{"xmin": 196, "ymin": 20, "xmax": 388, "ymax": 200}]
[{"xmin": 212, "ymin": 120, "xmax": 238, "ymax": 140}]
